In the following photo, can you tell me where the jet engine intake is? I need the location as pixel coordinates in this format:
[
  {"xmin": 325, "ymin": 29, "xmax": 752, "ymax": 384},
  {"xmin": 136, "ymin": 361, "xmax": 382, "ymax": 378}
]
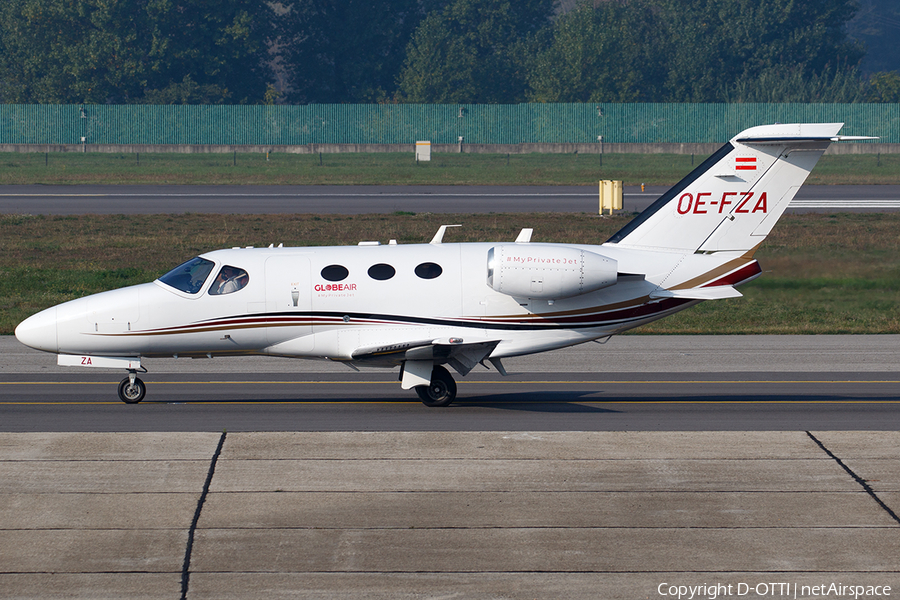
[{"xmin": 487, "ymin": 245, "xmax": 618, "ymax": 299}]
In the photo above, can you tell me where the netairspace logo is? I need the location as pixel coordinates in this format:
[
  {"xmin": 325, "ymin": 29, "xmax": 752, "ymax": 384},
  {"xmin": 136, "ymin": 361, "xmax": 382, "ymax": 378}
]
[{"xmin": 657, "ymin": 582, "xmax": 892, "ymax": 600}]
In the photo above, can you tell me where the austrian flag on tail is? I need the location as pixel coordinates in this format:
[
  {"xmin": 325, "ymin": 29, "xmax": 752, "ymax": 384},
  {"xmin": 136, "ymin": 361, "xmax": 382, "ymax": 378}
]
[{"xmin": 735, "ymin": 156, "xmax": 757, "ymax": 170}]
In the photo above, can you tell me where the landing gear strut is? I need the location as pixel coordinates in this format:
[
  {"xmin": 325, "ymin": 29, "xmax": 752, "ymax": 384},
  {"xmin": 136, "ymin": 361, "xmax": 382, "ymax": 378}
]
[
  {"xmin": 118, "ymin": 370, "xmax": 146, "ymax": 404},
  {"xmin": 415, "ymin": 365, "xmax": 457, "ymax": 407}
]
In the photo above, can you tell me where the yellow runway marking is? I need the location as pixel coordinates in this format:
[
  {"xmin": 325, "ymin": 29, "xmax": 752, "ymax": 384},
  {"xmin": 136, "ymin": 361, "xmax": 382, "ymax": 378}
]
[
  {"xmin": 0, "ymin": 401, "xmax": 415, "ymax": 405},
  {"xmin": 2, "ymin": 379, "xmax": 900, "ymax": 385},
  {"xmin": 0, "ymin": 380, "xmax": 397, "ymax": 385}
]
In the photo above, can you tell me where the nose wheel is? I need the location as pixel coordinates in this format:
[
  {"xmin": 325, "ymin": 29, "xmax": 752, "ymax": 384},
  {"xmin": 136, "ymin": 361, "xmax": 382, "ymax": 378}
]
[
  {"xmin": 415, "ymin": 365, "xmax": 457, "ymax": 407},
  {"xmin": 118, "ymin": 374, "xmax": 146, "ymax": 404}
]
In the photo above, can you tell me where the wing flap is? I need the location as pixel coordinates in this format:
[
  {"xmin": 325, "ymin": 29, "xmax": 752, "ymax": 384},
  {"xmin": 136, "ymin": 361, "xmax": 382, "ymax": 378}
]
[{"xmin": 352, "ymin": 337, "xmax": 501, "ymax": 376}]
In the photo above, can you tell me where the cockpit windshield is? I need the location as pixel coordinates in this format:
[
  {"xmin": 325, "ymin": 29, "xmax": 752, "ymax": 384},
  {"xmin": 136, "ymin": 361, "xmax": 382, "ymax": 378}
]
[{"xmin": 158, "ymin": 257, "xmax": 215, "ymax": 294}]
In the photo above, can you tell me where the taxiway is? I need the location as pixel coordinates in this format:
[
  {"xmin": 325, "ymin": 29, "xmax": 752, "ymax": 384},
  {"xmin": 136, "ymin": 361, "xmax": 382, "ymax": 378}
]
[{"xmin": 0, "ymin": 184, "xmax": 898, "ymax": 213}]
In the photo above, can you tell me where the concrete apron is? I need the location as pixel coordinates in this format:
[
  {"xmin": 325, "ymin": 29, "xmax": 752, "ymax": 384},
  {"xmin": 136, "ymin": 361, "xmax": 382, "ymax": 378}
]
[{"xmin": 0, "ymin": 431, "xmax": 898, "ymax": 599}]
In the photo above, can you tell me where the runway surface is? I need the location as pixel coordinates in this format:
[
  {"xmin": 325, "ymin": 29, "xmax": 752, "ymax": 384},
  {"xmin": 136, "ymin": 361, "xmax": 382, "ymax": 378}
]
[
  {"xmin": 0, "ymin": 184, "xmax": 898, "ymax": 213},
  {"xmin": 4, "ymin": 339, "xmax": 898, "ymax": 597},
  {"xmin": 4, "ymin": 335, "xmax": 899, "ymax": 432}
]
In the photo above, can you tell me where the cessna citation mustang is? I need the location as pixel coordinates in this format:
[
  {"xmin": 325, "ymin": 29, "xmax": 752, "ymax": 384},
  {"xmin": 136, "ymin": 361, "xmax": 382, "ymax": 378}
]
[{"xmin": 16, "ymin": 123, "xmax": 867, "ymax": 406}]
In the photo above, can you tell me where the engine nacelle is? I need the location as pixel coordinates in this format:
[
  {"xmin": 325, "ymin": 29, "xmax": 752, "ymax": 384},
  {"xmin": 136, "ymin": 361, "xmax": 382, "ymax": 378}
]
[{"xmin": 487, "ymin": 244, "xmax": 618, "ymax": 300}]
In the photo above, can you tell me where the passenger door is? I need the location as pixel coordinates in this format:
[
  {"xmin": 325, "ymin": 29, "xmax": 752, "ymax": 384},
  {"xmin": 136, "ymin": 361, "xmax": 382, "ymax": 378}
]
[{"xmin": 265, "ymin": 255, "xmax": 314, "ymax": 351}]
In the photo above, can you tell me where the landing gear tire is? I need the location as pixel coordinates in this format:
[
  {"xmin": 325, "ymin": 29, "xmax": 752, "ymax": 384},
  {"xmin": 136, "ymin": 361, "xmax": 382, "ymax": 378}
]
[
  {"xmin": 118, "ymin": 377, "xmax": 146, "ymax": 404},
  {"xmin": 415, "ymin": 365, "xmax": 457, "ymax": 407}
]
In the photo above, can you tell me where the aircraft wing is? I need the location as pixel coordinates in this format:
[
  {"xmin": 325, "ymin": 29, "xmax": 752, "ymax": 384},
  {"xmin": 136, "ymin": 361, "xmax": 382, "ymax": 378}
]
[{"xmin": 352, "ymin": 338, "xmax": 501, "ymax": 376}]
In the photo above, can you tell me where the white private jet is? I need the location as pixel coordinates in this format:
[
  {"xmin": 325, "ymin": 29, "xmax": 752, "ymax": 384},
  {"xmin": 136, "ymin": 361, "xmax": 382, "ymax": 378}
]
[{"xmin": 15, "ymin": 123, "xmax": 866, "ymax": 406}]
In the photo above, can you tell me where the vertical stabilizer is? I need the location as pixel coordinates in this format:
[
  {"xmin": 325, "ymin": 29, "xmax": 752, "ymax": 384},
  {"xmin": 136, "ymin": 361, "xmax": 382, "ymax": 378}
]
[{"xmin": 606, "ymin": 123, "xmax": 844, "ymax": 253}]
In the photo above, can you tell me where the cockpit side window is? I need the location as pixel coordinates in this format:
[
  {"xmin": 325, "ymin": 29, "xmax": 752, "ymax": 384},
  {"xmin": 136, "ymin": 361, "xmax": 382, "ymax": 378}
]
[
  {"xmin": 209, "ymin": 265, "xmax": 250, "ymax": 296},
  {"xmin": 158, "ymin": 257, "xmax": 215, "ymax": 295}
]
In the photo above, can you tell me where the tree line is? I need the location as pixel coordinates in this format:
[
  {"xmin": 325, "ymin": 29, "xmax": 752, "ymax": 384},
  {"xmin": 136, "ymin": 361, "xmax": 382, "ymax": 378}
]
[{"xmin": 1, "ymin": 0, "xmax": 898, "ymax": 105}]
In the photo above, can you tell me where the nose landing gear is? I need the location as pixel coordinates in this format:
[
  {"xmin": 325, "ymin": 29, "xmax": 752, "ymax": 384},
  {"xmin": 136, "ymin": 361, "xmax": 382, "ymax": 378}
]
[{"xmin": 118, "ymin": 370, "xmax": 146, "ymax": 404}]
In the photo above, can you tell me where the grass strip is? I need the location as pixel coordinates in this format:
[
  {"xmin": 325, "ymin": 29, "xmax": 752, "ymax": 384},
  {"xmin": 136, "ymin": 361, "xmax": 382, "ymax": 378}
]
[
  {"xmin": 2, "ymin": 211, "xmax": 898, "ymax": 336},
  {"xmin": 1, "ymin": 151, "xmax": 897, "ymax": 186}
]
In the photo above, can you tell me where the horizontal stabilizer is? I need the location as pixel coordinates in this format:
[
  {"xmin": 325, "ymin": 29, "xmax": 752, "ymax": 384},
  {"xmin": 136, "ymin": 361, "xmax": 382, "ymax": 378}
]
[
  {"xmin": 650, "ymin": 286, "xmax": 742, "ymax": 300},
  {"xmin": 831, "ymin": 135, "xmax": 879, "ymax": 142}
]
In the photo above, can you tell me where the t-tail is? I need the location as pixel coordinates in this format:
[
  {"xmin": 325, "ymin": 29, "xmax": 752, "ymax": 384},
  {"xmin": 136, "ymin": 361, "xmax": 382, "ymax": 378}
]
[{"xmin": 606, "ymin": 123, "xmax": 864, "ymax": 254}]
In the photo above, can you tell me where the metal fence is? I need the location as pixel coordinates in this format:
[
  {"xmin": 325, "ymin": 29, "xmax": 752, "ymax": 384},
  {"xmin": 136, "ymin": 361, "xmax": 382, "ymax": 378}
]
[{"xmin": 0, "ymin": 103, "xmax": 896, "ymax": 145}]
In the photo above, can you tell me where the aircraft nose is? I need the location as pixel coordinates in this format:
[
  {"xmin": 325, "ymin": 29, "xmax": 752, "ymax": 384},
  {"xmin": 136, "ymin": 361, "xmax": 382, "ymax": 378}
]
[{"xmin": 15, "ymin": 307, "xmax": 58, "ymax": 353}]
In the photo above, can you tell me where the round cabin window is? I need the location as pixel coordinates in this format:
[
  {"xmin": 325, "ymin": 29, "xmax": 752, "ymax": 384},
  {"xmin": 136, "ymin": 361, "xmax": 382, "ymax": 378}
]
[
  {"xmin": 415, "ymin": 262, "xmax": 443, "ymax": 279},
  {"xmin": 321, "ymin": 265, "xmax": 349, "ymax": 282},
  {"xmin": 367, "ymin": 263, "xmax": 396, "ymax": 281}
]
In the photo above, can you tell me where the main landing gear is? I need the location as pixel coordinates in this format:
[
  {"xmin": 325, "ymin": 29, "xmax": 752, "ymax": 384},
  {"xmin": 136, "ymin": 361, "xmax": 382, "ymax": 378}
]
[
  {"xmin": 118, "ymin": 370, "xmax": 146, "ymax": 404},
  {"xmin": 415, "ymin": 365, "xmax": 457, "ymax": 408}
]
